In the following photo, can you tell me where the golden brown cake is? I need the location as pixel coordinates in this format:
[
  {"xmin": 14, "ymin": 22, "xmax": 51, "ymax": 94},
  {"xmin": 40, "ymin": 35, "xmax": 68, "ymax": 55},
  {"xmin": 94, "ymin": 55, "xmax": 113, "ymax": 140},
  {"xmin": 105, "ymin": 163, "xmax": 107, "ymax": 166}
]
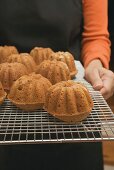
[
  {"xmin": 49, "ymin": 51, "xmax": 77, "ymax": 78},
  {"xmin": 44, "ymin": 80, "xmax": 94, "ymax": 123},
  {"xmin": 0, "ymin": 62, "xmax": 28, "ymax": 91},
  {"xmin": 0, "ymin": 45, "xmax": 18, "ymax": 63},
  {"xmin": 7, "ymin": 53, "xmax": 36, "ymax": 73},
  {"xmin": 0, "ymin": 81, "xmax": 7, "ymax": 105},
  {"xmin": 35, "ymin": 60, "xmax": 71, "ymax": 85},
  {"xmin": 30, "ymin": 47, "xmax": 54, "ymax": 65},
  {"xmin": 8, "ymin": 74, "xmax": 52, "ymax": 111}
]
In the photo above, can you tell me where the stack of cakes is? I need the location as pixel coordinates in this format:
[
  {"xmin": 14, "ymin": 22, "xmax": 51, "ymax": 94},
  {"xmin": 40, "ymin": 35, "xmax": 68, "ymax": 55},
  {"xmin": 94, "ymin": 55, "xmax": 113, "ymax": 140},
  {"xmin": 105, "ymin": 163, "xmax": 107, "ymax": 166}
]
[{"xmin": 0, "ymin": 45, "xmax": 93, "ymax": 123}]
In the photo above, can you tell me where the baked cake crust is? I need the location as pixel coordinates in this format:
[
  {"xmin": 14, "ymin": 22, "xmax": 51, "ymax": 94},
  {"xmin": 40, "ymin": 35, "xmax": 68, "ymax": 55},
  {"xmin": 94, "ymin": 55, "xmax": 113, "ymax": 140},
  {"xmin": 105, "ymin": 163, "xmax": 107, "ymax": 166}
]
[
  {"xmin": 8, "ymin": 74, "xmax": 52, "ymax": 111},
  {"xmin": 35, "ymin": 60, "xmax": 71, "ymax": 84},
  {"xmin": 44, "ymin": 80, "xmax": 94, "ymax": 123},
  {"xmin": 0, "ymin": 81, "xmax": 7, "ymax": 105},
  {"xmin": 0, "ymin": 62, "xmax": 28, "ymax": 91},
  {"xmin": 30, "ymin": 47, "xmax": 54, "ymax": 65},
  {"xmin": 0, "ymin": 45, "xmax": 18, "ymax": 63},
  {"xmin": 7, "ymin": 53, "xmax": 36, "ymax": 73},
  {"xmin": 49, "ymin": 51, "xmax": 78, "ymax": 78}
]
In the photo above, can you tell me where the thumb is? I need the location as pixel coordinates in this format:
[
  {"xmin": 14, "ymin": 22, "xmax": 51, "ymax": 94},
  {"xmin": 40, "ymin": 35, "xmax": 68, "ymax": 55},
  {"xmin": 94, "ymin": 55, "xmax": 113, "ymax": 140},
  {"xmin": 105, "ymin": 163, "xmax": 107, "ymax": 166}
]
[{"xmin": 87, "ymin": 68, "xmax": 103, "ymax": 90}]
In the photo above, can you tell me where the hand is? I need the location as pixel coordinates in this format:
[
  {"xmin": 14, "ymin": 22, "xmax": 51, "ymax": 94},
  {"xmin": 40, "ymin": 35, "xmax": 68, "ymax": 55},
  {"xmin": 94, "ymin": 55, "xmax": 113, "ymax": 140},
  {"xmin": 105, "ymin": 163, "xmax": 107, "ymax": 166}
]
[{"xmin": 84, "ymin": 59, "xmax": 114, "ymax": 99}]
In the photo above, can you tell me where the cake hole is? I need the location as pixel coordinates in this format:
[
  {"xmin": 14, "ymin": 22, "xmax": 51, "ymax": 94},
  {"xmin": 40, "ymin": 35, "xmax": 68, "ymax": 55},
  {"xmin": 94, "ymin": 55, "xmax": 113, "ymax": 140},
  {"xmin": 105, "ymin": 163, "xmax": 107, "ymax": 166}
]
[
  {"xmin": 58, "ymin": 104, "xmax": 60, "ymax": 107},
  {"xmin": 18, "ymin": 85, "xmax": 23, "ymax": 90},
  {"xmin": 4, "ymin": 80, "xmax": 7, "ymax": 84},
  {"xmin": 19, "ymin": 80, "xmax": 22, "ymax": 83},
  {"xmin": 28, "ymin": 80, "xmax": 31, "ymax": 83},
  {"xmin": 17, "ymin": 98, "xmax": 20, "ymax": 100}
]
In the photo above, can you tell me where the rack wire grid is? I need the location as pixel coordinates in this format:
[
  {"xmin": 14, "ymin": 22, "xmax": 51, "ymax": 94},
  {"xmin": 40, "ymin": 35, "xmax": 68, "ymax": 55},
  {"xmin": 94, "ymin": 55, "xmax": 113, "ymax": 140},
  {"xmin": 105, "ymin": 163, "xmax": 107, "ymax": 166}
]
[{"xmin": 0, "ymin": 62, "xmax": 114, "ymax": 144}]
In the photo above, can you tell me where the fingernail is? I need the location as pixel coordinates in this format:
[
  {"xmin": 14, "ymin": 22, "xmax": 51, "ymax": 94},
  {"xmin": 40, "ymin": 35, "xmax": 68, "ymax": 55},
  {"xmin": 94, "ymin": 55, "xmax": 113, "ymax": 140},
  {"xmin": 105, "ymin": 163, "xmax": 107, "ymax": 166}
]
[
  {"xmin": 94, "ymin": 84, "xmax": 102, "ymax": 88},
  {"xmin": 93, "ymin": 84, "xmax": 103, "ymax": 90}
]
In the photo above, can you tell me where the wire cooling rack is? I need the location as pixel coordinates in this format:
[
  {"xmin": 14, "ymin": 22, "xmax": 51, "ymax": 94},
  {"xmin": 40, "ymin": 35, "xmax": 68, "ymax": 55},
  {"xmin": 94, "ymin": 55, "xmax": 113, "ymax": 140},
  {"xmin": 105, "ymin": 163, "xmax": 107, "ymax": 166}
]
[{"xmin": 0, "ymin": 62, "xmax": 114, "ymax": 144}]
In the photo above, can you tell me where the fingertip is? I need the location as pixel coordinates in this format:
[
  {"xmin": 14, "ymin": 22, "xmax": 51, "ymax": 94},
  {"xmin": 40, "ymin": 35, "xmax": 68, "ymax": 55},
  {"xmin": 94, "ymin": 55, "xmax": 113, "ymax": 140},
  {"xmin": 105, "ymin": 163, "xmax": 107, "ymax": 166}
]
[
  {"xmin": 100, "ymin": 88, "xmax": 105, "ymax": 95},
  {"xmin": 93, "ymin": 84, "xmax": 103, "ymax": 90}
]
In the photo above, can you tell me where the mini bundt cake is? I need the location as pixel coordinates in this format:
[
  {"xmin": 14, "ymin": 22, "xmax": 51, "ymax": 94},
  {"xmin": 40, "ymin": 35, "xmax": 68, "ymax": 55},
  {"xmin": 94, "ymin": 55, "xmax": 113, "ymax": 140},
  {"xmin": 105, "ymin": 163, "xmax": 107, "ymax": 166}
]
[
  {"xmin": 49, "ymin": 52, "xmax": 77, "ymax": 78},
  {"xmin": 0, "ymin": 45, "xmax": 18, "ymax": 63},
  {"xmin": 7, "ymin": 53, "xmax": 36, "ymax": 73},
  {"xmin": 30, "ymin": 47, "xmax": 54, "ymax": 65},
  {"xmin": 8, "ymin": 74, "xmax": 52, "ymax": 111},
  {"xmin": 35, "ymin": 60, "xmax": 71, "ymax": 85},
  {"xmin": 44, "ymin": 80, "xmax": 94, "ymax": 123},
  {"xmin": 0, "ymin": 81, "xmax": 7, "ymax": 105},
  {"xmin": 0, "ymin": 63, "xmax": 28, "ymax": 91}
]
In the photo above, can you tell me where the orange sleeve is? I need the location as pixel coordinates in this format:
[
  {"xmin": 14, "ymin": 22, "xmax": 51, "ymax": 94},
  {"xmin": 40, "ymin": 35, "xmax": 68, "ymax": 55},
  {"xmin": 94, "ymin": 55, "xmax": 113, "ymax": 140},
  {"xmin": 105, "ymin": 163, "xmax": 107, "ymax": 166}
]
[{"xmin": 81, "ymin": 0, "xmax": 111, "ymax": 69}]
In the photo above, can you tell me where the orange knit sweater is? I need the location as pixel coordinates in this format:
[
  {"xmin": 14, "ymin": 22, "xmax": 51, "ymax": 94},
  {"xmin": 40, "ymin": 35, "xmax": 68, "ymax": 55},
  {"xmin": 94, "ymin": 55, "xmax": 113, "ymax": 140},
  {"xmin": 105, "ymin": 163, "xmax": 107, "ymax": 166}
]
[{"xmin": 82, "ymin": 0, "xmax": 111, "ymax": 69}]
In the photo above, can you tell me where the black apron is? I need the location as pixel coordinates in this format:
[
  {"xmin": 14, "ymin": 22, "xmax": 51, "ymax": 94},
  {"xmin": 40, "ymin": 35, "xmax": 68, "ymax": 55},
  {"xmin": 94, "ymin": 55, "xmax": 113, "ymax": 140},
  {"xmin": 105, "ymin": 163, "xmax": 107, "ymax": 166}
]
[
  {"xmin": 0, "ymin": 0, "xmax": 82, "ymax": 59},
  {"xmin": 0, "ymin": 0, "xmax": 103, "ymax": 169}
]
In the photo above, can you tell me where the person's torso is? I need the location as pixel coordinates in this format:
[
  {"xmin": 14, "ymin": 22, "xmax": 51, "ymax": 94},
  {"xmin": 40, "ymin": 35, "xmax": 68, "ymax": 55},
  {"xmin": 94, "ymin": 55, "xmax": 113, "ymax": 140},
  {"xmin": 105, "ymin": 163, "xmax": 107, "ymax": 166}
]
[{"xmin": 0, "ymin": 0, "xmax": 83, "ymax": 59}]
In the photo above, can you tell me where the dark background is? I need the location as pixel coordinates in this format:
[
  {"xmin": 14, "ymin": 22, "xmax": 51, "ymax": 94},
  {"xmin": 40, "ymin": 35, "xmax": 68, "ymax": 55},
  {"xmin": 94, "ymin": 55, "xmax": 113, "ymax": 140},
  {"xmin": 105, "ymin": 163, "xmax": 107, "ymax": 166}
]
[{"xmin": 108, "ymin": 0, "xmax": 114, "ymax": 71}]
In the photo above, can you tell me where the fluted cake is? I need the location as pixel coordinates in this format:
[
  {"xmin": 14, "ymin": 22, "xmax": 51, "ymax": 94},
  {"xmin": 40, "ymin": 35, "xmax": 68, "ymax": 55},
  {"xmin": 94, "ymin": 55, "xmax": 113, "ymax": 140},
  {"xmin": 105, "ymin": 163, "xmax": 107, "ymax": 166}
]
[
  {"xmin": 8, "ymin": 74, "xmax": 52, "ymax": 111},
  {"xmin": 0, "ymin": 62, "xmax": 28, "ymax": 91},
  {"xmin": 7, "ymin": 53, "xmax": 36, "ymax": 73},
  {"xmin": 0, "ymin": 45, "xmax": 18, "ymax": 63},
  {"xmin": 30, "ymin": 47, "xmax": 54, "ymax": 65},
  {"xmin": 49, "ymin": 51, "xmax": 77, "ymax": 78},
  {"xmin": 44, "ymin": 80, "xmax": 94, "ymax": 123},
  {"xmin": 0, "ymin": 81, "xmax": 7, "ymax": 105},
  {"xmin": 35, "ymin": 60, "xmax": 71, "ymax": 84}
]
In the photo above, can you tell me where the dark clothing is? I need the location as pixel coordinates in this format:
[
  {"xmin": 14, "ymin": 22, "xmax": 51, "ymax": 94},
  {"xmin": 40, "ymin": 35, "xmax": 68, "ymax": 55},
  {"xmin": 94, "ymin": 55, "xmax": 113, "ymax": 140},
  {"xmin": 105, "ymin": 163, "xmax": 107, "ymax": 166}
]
[
  {"xmin": 0, "ymin": 0, "xmax": 83, "ymax": 59},
  {"xmin": 0, "ymin": 0, "xmax": 103, "ymax": 170},
  {"xmin": 0, "ymin": 143, "xmax": 103, "ymax": 170},
  {"xmin": 108, "ymin": 0, "xmax": 114, "ymax": 70}
]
